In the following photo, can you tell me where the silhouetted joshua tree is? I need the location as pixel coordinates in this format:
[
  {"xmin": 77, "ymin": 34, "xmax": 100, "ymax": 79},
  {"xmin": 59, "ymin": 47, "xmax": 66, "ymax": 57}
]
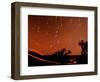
[
  {"xmin": 78, "ymin": 40, "xmax": 88, "ymax": 64},
  {"xmin": 79, "ymin": 40, "xmax": 84, "ymax": 55},
  {"xmin": 65, "ymin": 50, "xmax": 72, "ymax": 55},
  {"xmin": 79, "ymin": 40, "xmax": 88, "ymax": 55},
  {"xmin": 61, "ymin": 48, "xmax": 66, "ymax": 54},
  {"xmin": 51, "ymin": 48, "xmax": 72, "ymax": 64}
]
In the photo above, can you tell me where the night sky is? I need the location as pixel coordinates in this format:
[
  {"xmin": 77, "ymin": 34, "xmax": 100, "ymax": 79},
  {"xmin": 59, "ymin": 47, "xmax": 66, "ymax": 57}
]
[{"xmin": 28, "ymin": 15, "xmax": 87, "ymax": 55}]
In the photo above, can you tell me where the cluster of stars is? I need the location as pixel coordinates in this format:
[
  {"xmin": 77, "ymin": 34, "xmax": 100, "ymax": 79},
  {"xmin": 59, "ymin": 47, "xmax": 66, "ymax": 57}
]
[{"xmin": 34, "ymin": 16, "xmax": 64, "ymax": 50}]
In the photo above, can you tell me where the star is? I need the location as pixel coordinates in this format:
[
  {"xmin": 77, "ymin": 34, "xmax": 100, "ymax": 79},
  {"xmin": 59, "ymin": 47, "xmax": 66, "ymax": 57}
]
[
  {"xmin": 56, "ymin": 40, "xmax": 60, "ymax": 43},
  {"xmin": 55, "ymin": 30, "xmax": 59, "ymax": 34},
  {"xmin": 37, "ymin": 30, "xmax": 40, "ymax": 33},
  {"xmin": 49, "ymin": 45, "xmax": 53, "ymax": 48}
]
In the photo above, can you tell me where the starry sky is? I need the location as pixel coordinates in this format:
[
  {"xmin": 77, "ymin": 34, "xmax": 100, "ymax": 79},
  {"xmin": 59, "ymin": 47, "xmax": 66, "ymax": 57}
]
[{"xmin": 28, "ymin": 15, "xmax": 87, "ymax": 55}]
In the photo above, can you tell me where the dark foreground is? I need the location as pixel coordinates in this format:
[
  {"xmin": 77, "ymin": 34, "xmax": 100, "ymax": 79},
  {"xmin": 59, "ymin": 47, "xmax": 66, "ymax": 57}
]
[{"xmin": 28, "ymin": 51, "xmax": 88, "ymax": 66}]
